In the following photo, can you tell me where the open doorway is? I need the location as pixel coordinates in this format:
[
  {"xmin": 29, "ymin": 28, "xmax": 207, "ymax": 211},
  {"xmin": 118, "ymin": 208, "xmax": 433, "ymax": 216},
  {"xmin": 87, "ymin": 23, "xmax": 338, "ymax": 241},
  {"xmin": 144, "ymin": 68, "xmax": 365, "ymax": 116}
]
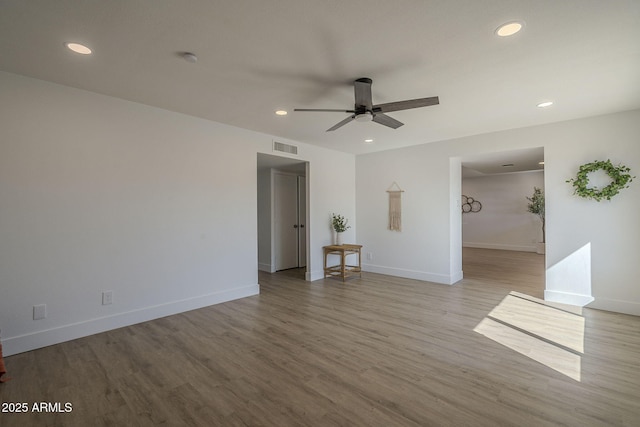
[
  {"xmin": 257, "ymin": 153, "xmax": 309, "ymax": 279},
  {"xmin": 460, "ymin": 147, "xmax": 545, "ymax": 298}
]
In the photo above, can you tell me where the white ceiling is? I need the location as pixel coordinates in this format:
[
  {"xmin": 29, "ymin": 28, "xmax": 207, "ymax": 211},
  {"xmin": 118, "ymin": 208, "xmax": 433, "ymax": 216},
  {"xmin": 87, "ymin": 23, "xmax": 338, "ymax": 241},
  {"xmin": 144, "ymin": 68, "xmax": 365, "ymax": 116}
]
[
  {"xmin": 461, "ymin": 146, "xmax": 544, "ymax": 177},
  {"xmin": 1, "ymin": 0, "xmax": 639, "ymax": 159}
]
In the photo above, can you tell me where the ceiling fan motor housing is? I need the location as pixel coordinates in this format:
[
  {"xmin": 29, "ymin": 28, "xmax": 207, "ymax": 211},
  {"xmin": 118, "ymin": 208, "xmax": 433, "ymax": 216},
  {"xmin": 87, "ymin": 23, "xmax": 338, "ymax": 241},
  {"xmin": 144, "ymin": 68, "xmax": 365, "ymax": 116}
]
[{"xmin": 355, "ymin": 112, "xmax": 373, "ymax": 122}]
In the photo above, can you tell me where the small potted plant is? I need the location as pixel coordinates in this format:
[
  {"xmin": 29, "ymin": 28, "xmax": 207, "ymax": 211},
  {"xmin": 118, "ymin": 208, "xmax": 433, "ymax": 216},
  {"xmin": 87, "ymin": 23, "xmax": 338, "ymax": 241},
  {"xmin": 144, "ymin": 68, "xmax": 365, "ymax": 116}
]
[
  {"xmin": 331, "ymin": 213, "xmax": 350, "ymax": 245},
  {"xmin": 526, "ymin": 187, "xmax": 545, "ymax": 254}
]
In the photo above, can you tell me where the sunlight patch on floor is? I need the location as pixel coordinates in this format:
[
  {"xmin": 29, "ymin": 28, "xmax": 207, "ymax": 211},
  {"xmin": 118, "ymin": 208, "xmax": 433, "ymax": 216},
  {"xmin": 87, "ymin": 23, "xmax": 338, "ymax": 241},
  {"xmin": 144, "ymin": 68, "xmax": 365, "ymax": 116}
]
[{"xmin": 474, "ymin": 292, "xmax": 584, "ymax": 381}]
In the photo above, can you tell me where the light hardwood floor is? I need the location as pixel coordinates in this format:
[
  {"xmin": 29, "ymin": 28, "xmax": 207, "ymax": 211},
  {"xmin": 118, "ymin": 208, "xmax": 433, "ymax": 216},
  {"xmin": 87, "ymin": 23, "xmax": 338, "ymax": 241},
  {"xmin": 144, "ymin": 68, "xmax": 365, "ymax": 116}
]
[
  {"xmin": 462, "ymin": 247, "xmax": 546, "ymax": 298},
  {"xmin": 1, "ymin": 249, "xmax": 639, "ymax": 426}
]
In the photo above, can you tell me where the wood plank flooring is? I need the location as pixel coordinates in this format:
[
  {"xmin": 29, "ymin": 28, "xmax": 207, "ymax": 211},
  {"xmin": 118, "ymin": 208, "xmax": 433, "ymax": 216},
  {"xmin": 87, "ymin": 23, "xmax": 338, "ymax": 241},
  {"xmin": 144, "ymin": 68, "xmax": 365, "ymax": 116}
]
[
  {"xmin": 462, "ymin": 247, "xmax": 546, "ymax": 298},
  {"xmin": 1, "ymin": 249, "xmax": 639, "ymax": 426}
]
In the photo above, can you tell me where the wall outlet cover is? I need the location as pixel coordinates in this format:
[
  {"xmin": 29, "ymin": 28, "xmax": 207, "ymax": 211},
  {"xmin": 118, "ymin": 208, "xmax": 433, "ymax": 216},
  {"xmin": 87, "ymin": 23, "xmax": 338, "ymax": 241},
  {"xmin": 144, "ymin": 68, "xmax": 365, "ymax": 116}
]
[
  {"xmin": 102, "ymin": 291, "xmax": 113, "ymax": 305},
  {"xmin": 33, "ymin": 304, "xmax": 47, "ymax": 320}
]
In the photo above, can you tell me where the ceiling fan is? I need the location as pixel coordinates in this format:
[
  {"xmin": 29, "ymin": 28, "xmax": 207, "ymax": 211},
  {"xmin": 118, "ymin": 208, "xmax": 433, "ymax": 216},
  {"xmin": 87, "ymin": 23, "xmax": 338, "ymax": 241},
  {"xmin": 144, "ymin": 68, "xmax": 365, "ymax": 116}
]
[{"xmin": 294, "ymin": 77, "xmax": 439, "ymax": 131}]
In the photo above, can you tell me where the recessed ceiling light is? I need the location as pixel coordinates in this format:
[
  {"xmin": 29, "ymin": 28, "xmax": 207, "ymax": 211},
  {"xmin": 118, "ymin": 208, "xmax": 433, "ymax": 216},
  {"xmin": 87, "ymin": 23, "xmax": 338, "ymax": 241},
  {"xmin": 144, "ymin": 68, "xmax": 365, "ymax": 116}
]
[
  {"xmin": 275, "ymin": 110, "xmax": 288, "ymax": 116},
  {"xmin": 502, "ymin": 163, "xmax": 515, "ymax": 167},
  {"xmin": 537, "ymin": 101, "xmax": 554, "ymax": 108},
  {"xmin": 364, "ymin": 139, "xmax": 374, "ymax": 144},
  {"xmin": 65, "ymin": 42, "xmax": 92, "ymax": 55},
  {"xmin": 495, "ymin": 21, "xmax": 524, "ymax": 37},
  {"xmin": 539, "ymin": 161, "xmax": 545, "ymax": 165}
]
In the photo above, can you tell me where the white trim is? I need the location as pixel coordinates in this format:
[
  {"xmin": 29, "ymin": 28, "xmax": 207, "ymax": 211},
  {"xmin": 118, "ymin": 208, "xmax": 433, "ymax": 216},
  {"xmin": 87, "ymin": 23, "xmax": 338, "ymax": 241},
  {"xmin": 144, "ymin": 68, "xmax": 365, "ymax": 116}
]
[
  {"xmin": 308, "ymin": 269, "xmax": 325, "ymax": 281},
  {"xmin": 258, "ymin": 262, "xmax": 275, "ymax": 273},
  {"xmin": 363, "ymin": 264, "xmax": 457, "ymax": 285},
  {"xmin": 544, "ymin": 289, "xmax": 594, "ymax": 308},
  {"xmin": 587, "ymin": 297, "xmax": 640, "ymax": 317},
  {"xmin": 463, "ymin": 242, "xmax": 537, "ymax": 252},
  {"xmin": 2, "ymin": 284, "xmax": 259, "ymax": 357},
  {"xmin": 450, "ymin": 270, "xmax": 464, "ymax": 284}
]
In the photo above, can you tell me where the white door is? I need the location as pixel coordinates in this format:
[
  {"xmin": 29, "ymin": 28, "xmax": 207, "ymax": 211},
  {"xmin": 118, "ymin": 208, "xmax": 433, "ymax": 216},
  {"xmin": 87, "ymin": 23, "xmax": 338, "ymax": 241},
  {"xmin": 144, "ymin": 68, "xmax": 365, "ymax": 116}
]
[
  {"xmin": 298, "ymin": 176, "xmax": 306, "ymax": 268},
  {"xmin": 274, "ymin": 173, "xmax": 299, "ymax": 270}
]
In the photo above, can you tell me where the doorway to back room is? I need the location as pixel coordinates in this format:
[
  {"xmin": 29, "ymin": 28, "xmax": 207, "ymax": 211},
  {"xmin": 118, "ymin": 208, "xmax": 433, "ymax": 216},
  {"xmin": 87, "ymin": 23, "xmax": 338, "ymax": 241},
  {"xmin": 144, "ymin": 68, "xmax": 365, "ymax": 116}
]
[{"xmin": 460, "ymin": 147, "xmax": 545, "ymax": 298}]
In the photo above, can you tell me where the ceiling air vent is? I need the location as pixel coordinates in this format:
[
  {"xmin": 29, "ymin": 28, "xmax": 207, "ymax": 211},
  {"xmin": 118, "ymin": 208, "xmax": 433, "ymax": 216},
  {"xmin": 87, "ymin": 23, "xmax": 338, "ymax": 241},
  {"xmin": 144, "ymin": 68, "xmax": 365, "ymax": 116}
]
[{"xmin": 273, "ymin": 141, "xmax": 298, "ymax": 155}]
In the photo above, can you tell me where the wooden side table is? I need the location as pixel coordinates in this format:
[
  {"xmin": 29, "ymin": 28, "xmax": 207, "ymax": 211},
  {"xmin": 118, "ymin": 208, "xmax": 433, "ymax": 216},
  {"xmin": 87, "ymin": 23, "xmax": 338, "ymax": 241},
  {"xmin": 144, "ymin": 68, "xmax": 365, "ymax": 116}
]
[{"xmin": 323, "ymin": 244, "xmax": 363, "ymax": 281}]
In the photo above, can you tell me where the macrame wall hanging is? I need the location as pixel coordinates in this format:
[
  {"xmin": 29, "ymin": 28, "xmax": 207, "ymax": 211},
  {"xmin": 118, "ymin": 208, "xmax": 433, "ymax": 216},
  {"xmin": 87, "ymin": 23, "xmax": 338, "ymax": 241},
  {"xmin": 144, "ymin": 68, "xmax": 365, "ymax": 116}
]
[{"xmin": 387, "ymin": 182, "xmax": 404, "ymax": 231}]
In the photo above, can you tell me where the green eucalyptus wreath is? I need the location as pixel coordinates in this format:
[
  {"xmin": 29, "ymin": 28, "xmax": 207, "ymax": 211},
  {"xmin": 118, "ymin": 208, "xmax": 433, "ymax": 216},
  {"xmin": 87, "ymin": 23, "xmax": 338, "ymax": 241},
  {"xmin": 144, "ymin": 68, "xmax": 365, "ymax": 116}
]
[{"xmin": 566, "ymin": 159, "xmax": 635, "ymax": 202}]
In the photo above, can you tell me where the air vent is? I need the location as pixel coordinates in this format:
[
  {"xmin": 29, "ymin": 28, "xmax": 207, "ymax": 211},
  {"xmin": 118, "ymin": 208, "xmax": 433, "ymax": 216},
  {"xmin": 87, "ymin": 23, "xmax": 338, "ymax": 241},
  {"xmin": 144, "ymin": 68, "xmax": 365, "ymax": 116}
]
[{"xmin": 273, "ymin": 141, "xmax": 298, "ymax": 155}]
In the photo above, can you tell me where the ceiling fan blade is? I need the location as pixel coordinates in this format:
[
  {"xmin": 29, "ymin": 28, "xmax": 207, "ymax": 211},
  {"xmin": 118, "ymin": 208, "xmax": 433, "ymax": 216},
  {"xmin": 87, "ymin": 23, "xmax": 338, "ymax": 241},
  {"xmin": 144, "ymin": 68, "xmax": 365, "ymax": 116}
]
[
  {"xmin": 354, "ymin": 78, "xmax": 373, "ymax": 110},
  {"xmin": 372, "ymin": 113, "xmax": 404, "ymax": 129},
  {"xmin": 327, "ymin": 115, "xmax": 355, "ymax": 131},
  {"xmin": 294, "ymin": 108, "xmax": 355, "ymax": 113},
  {"xmin": 373, "ymin": 96, "xmax": 439, "ymax": 113}
]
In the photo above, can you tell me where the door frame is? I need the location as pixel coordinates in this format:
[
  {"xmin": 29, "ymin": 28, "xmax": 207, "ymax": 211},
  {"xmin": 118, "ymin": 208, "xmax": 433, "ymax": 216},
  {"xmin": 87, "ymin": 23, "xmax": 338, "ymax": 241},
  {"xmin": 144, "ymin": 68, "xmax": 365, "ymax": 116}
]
[{"xmin": 256, "ymin": 153, "xmax": 309, "ymax": 276}]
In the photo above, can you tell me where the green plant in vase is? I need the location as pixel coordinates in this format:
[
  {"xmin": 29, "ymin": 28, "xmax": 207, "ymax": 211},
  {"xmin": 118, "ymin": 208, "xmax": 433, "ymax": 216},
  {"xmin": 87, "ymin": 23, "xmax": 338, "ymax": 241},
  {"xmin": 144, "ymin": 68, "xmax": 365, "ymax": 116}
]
[
  {"xmin": 527, "ymin": 187, "xmax": 545, "ymax": 253},
  {"xmin": 331, "ymin": 213, "xmax": 350, "ymax": 245}
]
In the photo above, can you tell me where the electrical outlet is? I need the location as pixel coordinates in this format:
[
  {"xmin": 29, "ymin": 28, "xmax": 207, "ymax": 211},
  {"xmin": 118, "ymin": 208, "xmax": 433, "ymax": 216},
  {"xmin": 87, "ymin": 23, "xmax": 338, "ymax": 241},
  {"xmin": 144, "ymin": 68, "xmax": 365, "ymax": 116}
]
[
  {"xmin": 367, "ymin": 252, "xmax": 373, "ymax": 260},
  {"xmin": 102, "ymin": 291, "xmax": 113, "ymax": 305},
  {"xmin": 33, "ymin": 304, "xmax": 47, "ymax": 320}
]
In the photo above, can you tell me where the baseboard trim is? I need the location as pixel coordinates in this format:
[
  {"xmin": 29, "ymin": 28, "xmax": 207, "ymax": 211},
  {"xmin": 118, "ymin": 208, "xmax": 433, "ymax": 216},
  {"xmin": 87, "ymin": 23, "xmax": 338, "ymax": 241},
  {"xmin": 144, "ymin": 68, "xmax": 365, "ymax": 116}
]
[
  {"xmin": 2, "ymin": 284, "xmax": 260, "ymax": 357},
  {"xmin": 587, "ymin": 297, "xmax": 640, "ymax": 316},
  {"xmin": 463, "ymin": 242, "xmax": 537, "ymax": 252},
  {"xmin": 544, "ymin": 289, "xmax": 594, "ymax": 308},
  {"xmin": 363, "ymin": 264, "xmax": 456, "ymax": 285},
  {"xmin": 258, "ymin": 262, "xmax": 275, "ymax": 273},
  {"xmin": 450, "ymin": 270, "xmax": 464, "ymax": 284},
  {"xmin": 308, "ymin": 270, "xmax": 325, "ymax": 281}
]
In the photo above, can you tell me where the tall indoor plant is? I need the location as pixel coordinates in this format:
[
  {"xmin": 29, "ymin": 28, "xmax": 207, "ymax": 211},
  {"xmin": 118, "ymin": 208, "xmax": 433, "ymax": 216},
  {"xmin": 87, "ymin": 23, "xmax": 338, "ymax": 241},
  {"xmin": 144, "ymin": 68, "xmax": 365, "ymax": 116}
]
[{"xmin": 526, "ymin": 187, "xmax": 545, "ymax": 254}]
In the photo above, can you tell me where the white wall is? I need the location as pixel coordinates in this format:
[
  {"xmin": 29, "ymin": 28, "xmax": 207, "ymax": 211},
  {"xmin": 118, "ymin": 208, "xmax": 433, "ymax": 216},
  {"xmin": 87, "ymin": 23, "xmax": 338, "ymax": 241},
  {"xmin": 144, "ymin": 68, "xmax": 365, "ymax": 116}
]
[
  {"xmin": 544, "ymin": 111, "xmax": 639, "ymax": 311},
  {"xmin": 0, "ymin": 72, "xmax": 355, "ymax": 355},
  {"xmin": 357, "ymin": 109, "xmax": 640, "ymax": 315},
  {"xmin": 307, "ymin": 154, "xmax": 357, "ymax": 281},
  {"xmin": 462, "ymin": 171, "xmax": 545, "ymax": 252},
  {"xmin": 257, "ymin": 166, "xmax": 273, "ymax": 272},
  {"xmin": 356, "ymin": 142, "xmax": 455, "ymax": 283}
]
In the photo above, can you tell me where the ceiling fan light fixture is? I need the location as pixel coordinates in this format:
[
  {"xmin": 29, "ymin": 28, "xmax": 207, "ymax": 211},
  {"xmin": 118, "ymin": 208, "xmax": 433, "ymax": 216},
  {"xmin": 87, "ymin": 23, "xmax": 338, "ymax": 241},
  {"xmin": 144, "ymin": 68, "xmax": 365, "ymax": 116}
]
[
  {"xmin": 495, "ymin": 21, "xmax": 524, "ymax": 37},
  {"xmin": 355, "ymin": 112, "xmax": 373, "ymax": 122}
]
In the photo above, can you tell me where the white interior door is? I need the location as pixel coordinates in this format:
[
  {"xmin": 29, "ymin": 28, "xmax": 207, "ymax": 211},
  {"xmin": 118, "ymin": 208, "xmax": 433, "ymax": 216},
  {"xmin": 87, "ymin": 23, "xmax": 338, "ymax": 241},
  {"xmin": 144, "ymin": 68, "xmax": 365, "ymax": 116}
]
[{"xmin": 274, "ymin": 173, "xmax": 299, "ymax": 271}]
